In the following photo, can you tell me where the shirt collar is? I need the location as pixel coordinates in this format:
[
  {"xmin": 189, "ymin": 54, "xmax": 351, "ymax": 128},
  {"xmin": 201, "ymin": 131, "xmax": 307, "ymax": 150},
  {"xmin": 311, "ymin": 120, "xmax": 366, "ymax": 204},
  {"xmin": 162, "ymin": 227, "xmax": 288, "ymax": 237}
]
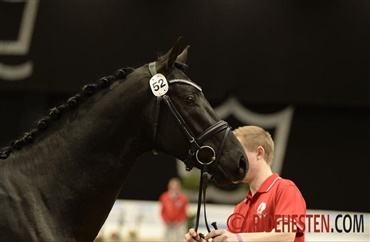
[
  {"xmin": 258, "ymin": 173, "xmax": 281, "ymax": 193},
  {"xmin": 245, "ymin": 173, "xmax": 281, "ymax": 202}
]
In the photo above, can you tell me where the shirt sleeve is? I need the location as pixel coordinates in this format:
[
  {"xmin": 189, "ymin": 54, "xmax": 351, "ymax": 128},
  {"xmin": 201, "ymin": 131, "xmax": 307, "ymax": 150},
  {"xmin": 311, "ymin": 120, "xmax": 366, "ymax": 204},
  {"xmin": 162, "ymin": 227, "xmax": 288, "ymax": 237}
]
[{"xmin": 274, "ymin": 183, "xmax": 306, "ymax": 234}]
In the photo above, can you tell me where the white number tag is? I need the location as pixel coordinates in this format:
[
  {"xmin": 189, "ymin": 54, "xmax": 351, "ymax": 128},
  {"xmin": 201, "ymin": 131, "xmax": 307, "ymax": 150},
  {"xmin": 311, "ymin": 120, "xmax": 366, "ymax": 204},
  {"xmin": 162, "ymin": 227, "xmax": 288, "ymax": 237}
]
[{"xmin": 149, "ymin": 74, "xmax": 169, "ymax": 96}]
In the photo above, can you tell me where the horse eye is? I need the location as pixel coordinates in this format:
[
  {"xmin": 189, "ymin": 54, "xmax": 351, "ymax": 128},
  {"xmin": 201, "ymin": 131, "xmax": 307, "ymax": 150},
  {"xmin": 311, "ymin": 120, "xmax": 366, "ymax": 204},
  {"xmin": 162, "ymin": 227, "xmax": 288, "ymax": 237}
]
[{"xmin": 184, "ymin": 96, "xmax": 194, "ymax": 104}]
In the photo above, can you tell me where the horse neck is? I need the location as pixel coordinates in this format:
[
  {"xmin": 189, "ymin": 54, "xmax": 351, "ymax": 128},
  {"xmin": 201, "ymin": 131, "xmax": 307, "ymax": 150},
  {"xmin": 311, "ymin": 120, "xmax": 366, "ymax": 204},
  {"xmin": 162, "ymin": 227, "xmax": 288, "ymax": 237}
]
[{"xmin": 8, "ymin": 70, "xmax": 154, "ymax": 239}]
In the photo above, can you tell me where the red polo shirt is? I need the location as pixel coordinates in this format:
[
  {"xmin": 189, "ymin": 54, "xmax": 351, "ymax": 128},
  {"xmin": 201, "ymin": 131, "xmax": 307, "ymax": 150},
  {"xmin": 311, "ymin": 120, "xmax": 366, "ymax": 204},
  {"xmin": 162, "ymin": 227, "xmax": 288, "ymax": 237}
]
[
  {"xmin": 159, "ymin": 191, "xmax": 188, "ymax": 223},
  {"xmin": 227, "ymin": 173, "xmax": 306, "ymax": 242}
]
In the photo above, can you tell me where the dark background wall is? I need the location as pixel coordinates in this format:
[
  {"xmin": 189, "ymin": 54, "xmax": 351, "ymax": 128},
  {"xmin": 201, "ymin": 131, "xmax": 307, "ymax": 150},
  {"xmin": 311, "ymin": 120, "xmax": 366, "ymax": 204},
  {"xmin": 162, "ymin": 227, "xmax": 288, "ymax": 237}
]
[{"xmin": 1, "ymin": 0, "xmax": 369, "ymax": 213}]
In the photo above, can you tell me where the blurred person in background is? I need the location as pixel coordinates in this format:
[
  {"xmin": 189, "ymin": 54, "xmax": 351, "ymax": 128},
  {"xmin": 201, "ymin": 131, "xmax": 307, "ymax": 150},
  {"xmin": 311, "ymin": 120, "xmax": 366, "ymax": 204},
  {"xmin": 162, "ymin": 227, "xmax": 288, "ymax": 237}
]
[
  {"xmin": 159, "ymin": 177, "xmax": 189, "ymax": 242},
  {"xmin": 185, "ymin": 125, "xmax": 306, "ymax": 242}
]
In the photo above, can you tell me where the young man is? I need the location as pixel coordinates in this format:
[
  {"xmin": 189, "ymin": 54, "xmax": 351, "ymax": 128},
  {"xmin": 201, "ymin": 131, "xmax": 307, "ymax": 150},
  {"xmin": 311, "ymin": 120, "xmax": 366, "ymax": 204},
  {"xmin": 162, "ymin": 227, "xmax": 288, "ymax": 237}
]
[{"xmin": 185, "ymin": 125, "xmax": 306, "ymax": 242}]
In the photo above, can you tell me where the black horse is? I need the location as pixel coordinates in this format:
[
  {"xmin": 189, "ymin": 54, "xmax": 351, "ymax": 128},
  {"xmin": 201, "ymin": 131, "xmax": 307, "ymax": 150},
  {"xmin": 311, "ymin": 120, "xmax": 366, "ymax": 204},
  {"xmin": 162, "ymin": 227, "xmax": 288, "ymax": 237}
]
[{"xmin": 0, "ymin": 38, "xmax": 248, "ymax": 241}]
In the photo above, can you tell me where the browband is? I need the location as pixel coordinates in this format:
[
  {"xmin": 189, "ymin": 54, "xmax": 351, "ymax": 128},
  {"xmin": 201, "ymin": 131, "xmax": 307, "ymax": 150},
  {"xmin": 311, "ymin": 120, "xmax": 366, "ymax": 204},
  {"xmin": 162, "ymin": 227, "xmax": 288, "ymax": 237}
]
[{"xmin": 148, "ymin": 62, "xmax": 202, "ymax": 92}]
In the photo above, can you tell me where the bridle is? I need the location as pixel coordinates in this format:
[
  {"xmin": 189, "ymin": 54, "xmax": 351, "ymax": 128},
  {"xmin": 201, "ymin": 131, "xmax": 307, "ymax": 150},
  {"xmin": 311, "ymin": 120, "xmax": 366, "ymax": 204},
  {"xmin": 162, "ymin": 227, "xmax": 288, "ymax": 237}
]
[
  {"xmin": 149, "ymin": 62, "xmax": 231, "ymax": 172},
  {"xmin": 149, "ymin": 62, "xmax": 230, "ymax": 236}
]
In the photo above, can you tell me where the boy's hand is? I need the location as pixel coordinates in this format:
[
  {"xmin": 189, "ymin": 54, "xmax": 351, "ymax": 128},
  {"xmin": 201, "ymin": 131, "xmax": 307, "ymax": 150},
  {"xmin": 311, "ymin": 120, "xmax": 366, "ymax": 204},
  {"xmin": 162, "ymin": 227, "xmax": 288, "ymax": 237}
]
[
  {"xmin": 184, "ymin": 228, "xmax": 204, "ymax": 242},
  {"xmin": 205, "ymin": 229, "xmax": 239, "ymax": 242}
]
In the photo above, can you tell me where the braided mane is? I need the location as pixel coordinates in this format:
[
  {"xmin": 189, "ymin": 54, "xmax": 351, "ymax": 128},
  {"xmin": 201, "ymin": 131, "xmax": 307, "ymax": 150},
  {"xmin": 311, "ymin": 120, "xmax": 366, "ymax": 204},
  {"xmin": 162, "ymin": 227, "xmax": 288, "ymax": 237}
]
[{"xmin": 0, "ymin": 67, "xmax": 134, "ymax": 160}]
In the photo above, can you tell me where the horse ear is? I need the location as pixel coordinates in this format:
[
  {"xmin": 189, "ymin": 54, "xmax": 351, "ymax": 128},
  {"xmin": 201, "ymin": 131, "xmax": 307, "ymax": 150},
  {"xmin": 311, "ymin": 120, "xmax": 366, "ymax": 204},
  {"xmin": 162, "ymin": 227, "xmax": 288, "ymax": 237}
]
[
  {"xmin": 156, "ymin": 37, "xmax": 183, "ymax": 73},
  {"xmin": 176, "ymin": 45, "xmax": 190, "ymax": 65}
]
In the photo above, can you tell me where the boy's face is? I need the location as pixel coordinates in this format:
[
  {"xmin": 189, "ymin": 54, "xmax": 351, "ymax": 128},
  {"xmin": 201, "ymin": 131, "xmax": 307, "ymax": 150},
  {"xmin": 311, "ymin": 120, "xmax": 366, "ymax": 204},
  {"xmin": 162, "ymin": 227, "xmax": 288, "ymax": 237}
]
[{"xmin": 237, "ymin": 137, "xmax": 258, "ymax": 183}]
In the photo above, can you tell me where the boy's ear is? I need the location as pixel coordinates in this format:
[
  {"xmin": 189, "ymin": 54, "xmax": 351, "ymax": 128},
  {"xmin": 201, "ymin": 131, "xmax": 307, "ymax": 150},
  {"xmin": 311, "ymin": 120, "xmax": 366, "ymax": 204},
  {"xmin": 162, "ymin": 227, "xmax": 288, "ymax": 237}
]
[{"xmin": 256, "ymin": 146, "xmax": 265, "ymax": 159}]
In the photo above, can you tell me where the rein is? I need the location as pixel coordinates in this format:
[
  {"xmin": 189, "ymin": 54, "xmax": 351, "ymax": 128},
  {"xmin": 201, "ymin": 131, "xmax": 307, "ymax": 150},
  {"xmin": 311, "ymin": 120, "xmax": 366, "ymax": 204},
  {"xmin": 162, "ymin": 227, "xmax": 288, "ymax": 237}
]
[{"xmin": 149, "ymin": 62, "xmax": 230, "ymax": 238}]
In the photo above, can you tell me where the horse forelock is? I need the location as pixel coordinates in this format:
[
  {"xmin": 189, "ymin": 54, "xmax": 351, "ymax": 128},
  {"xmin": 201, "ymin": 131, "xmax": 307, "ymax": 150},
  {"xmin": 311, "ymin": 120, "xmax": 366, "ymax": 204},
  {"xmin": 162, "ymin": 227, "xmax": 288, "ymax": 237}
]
[{"xmin": 0, "ymin": 67, "xmax": 135, "ymax": 160}]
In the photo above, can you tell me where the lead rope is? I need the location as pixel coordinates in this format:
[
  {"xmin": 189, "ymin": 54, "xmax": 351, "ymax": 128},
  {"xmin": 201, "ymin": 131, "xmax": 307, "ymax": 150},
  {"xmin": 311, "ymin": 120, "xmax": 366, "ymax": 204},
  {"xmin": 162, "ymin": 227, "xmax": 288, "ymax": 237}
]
[
  {"xmin": 193, "ymin": 127, "xmax": 230, "ymax": 239},
  {"xmin": 194, "ymin": 165, "xmax": 219, "ymax": 239},
  {"xmin": 201, "ymin": 166, "xmax": 212, "ymax": 234},
  {"xmin": 194, "ymin": 163, "xmax": 216, "ymax": 239}
]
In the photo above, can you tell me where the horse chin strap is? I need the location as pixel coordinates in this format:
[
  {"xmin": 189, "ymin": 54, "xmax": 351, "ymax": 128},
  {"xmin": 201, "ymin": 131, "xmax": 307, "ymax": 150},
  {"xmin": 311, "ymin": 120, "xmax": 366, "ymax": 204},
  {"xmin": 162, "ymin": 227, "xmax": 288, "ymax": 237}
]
[{"xmin": 149, "ymin": 62, "xmax": 230, "ymax": 237}]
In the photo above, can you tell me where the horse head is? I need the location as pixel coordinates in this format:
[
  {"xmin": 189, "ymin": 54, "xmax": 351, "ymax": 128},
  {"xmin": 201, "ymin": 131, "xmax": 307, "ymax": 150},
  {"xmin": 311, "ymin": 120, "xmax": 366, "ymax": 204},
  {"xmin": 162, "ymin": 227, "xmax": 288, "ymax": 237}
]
[{"xmin": 144, "ymin": 37, "xmax": 248, "ymax": 185}]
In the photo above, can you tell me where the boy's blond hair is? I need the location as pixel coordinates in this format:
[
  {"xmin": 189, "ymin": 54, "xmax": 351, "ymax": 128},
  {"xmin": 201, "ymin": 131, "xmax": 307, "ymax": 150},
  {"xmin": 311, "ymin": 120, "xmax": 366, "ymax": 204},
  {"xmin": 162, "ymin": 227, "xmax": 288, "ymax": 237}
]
[{"xmin": 233, "ymin": 125, "xmax": 274, "ymax": 165}]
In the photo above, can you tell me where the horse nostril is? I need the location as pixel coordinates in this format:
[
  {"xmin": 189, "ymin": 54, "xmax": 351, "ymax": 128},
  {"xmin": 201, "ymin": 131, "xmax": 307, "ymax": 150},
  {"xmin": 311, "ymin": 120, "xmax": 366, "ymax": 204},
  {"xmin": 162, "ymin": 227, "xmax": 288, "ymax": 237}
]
[{"xmin": 238, "ymin": 157, "xmax": 248, "ymax": 176}]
